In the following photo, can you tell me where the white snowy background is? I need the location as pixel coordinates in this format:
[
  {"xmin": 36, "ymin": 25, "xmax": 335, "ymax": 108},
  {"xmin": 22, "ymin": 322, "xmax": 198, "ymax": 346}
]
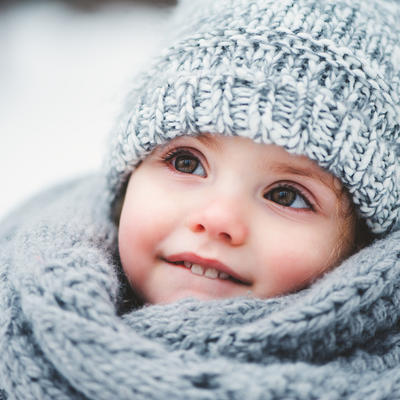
[{"xmin": 0, "ymin": 0, "xmax": 174, "ymax": 220}]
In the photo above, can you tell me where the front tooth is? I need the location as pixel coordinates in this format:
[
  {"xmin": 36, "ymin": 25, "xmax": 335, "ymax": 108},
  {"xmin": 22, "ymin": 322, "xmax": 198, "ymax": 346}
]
[
  {"xmin": 191, "ymin": 264, "xmax": 204, "ymax": 276},
  {"xmin": 219, "ymin": 272, "xmax": 229, "ymax": 280},
  {"xmin": 204, "ymin": 268, "xmax": 218, "ymax": 279},
  {"xmin": 184, "ymin": 261, "xmax": 192, "ymax": 268}
]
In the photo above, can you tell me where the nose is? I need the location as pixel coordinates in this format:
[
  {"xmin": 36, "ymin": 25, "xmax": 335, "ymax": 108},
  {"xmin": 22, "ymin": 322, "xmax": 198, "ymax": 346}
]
[{"xmin": 186, "ymin": 198, "xmax": 248, "ymax": 246}]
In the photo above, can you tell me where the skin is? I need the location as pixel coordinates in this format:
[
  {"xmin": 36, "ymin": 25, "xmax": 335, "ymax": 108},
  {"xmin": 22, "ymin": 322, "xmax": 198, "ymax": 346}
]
[{"xmin": 118, "ymin": 134, "xmax": 355, "ymax": 304}]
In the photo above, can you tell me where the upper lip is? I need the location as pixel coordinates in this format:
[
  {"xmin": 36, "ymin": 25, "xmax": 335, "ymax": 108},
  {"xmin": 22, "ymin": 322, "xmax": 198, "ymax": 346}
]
[{"xmin": 162, "ymin": 252, "xmax": 251, "ymax": 285}]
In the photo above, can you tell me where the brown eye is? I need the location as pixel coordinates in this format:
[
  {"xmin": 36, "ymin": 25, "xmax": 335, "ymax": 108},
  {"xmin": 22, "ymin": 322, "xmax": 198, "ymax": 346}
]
[
  {"xmin": 265, "ymin": 186, "xmax": 311, "ymax": 209},
  {"xmin": 172, "ymin": 153, "xmax": 206, "ymax": 176},
  {"xmin": 174, "ymin": 155, "xmax": 199, "ymax": 173},
  {"xmin": 269, "ymin": 188, "xmax": 296, "ymax": 206},
  {"xmin": 164, "ymin": 148, "xmax": 207, "ymax": 177}
]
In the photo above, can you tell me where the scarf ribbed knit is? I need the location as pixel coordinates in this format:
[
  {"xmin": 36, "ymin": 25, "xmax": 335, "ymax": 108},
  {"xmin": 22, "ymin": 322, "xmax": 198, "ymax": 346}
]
[{"xmin": 1, "ymin": 176, "xmax": 400, "ymax": 399}]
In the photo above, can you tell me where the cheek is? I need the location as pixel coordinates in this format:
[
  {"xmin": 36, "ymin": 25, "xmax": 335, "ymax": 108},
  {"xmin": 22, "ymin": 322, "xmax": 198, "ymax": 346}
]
[
  {"xmin": 118, "ymin": 208, "xmax": 148, "ymax": 285},
  {"xmin": 254, "ymin": 224, "xmax": 339, "ymax": 296},
  {"xmin": 118, "ymin": 181, "xmax": 179, "ymax": 282},
  {"xmin": 119, "ymin": 204, "xmax": 164, "ymax": 268},
  {"xmin": 268, "ymin": 247, "xmax": 326, "ymax": 292},
  {"xmin": 120, "ymin": 180, "xmax": 164, "ymax": 247}
]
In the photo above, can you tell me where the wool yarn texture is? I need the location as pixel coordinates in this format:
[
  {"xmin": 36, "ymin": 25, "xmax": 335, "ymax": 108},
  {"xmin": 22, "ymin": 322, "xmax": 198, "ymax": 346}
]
[
  {"xmin": 1, "ymin": 0, "xmax": 400, "ymax": 399},
  {"xmin": 107, "ymin": 0, "xmax": 400, "ymax": 234},
  {"xmin": 1, "ymin": 177, "xmax": 400, "ymax": 399}
]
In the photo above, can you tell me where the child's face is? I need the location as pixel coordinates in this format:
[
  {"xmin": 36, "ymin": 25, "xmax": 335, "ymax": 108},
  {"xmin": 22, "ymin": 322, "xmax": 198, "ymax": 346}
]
[{"xmin": 118, "ymin": 134, "xmax": 354, "ymax": 304}]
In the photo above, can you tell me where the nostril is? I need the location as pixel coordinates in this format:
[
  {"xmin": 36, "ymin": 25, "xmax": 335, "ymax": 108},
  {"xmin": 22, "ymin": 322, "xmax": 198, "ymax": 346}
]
[
  {"xmin": 219, "ymin": 232, "xmax": 232, "ymax": 241},
  {"xmin": 193, "ymin": 223, "xmax": 206, "ymax": 233}
]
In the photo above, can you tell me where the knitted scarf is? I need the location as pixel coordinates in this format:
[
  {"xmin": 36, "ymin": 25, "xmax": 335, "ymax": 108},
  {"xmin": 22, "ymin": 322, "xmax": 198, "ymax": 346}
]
[{"xmin": 1, "ymin": 176, "xmax": 400, "ymax": 399}]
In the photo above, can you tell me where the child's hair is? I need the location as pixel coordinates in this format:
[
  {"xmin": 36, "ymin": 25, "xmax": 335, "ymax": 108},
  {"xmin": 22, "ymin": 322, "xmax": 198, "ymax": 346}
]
[
  {"xmin": 106, "ymin": 0, "xmax": 400, "ymax": 237},
  {"xmin": 333, "ymin": 187, "xmax": 374, "ymax": 262},
  {"xmin": 111, "ymin": 178, "xmax": 129, "ymax": 227}
]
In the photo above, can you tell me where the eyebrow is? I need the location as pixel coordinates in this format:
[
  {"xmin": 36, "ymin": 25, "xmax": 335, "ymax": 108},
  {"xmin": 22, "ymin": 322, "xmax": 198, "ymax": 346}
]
[
  {"xmin": 269, "ymin": 163, "xmax": 338, "ymax": 193},
  {"xmin": 194, "ymin": 134, "xmax": 223, "ymax": 151},
  {"xmin": 195, "ymin": 136, "xmax": 338, "ymax": 191}
]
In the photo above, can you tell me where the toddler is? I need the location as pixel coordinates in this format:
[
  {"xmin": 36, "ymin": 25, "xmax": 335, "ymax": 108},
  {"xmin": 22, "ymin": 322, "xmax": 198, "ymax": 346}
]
[
  {"xmin": 1, "ymin": 0, "xmax": 400, "ymax": 398},
  {"xmin": 118, "ymin": 134, "xmax": 359, "ymax": 304}
]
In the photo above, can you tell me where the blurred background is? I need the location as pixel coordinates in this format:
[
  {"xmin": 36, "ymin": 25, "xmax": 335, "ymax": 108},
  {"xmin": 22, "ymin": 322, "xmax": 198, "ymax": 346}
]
[{"xmin": 0, "ymin": 0, "xmax": 176, "ymax": 220}]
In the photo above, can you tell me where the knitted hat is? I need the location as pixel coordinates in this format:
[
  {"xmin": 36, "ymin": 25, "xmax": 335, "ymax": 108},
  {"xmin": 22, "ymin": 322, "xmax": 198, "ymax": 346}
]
[{"xmin": 106, "ymin": 0, "xmax": 400, "ymax": 234}]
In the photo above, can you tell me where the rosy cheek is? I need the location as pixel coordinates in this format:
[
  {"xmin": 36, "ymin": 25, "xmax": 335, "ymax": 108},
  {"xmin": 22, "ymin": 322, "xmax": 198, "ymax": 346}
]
[
  {"xmin": 271, "ymin": 256, "xmax": 319, "ymax": 293},
  {"xmin": 119, "ymin": 201, "xmax": 170, "ymax": 270},
  {"xmin": 257, "ymin": 242, "xmax": 329, "ymax": 297},
  {"xmin": 119, "ymin": 209, "xmax": 147, "ymax": 271}
]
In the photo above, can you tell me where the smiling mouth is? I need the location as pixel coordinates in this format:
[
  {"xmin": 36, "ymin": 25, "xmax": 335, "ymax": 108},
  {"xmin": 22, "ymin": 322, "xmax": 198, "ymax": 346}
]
[{"xmin": 162, "ymin": 256, "xmax": 251, "ymax": 286}]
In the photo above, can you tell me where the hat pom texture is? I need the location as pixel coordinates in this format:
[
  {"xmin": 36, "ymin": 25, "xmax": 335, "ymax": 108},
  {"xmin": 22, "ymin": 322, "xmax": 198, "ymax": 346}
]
[{"xmin": 107, "ymin": 0, "xmax": 400, "ymax": 234}]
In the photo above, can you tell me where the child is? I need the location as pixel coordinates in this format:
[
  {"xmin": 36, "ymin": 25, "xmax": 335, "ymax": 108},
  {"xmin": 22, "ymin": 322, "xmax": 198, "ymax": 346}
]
[
  {"xmin": 1, "ymin": 0, "xmax": 400, "ymax": 398},
  {"xmin": 118, "ymin": 134, "xmax": 359, "ymax": 304}
]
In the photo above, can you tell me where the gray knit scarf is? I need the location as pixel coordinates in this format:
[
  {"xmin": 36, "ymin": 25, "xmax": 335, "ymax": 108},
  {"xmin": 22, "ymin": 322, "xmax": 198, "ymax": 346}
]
[{"xmin": 1, "ymin": 175, "xmax": 400, "ymax": 399}]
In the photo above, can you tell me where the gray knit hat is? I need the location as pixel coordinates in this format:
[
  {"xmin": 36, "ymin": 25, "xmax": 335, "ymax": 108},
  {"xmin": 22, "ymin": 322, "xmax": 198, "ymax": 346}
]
[{"xmin": 106, "ymin": 0, "xmax": 400, "ymax": 234}]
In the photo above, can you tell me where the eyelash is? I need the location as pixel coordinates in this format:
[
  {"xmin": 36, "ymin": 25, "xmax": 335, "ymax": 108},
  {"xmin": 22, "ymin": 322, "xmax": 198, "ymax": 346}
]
[
  {"xmin": 161, "ymin": 147, "xmax": 315, "ymax": 211},
  {"xmin": 163, "ymin": 148, "xmax": 194, "ymax": 161},
  {"xmin": 264, "ymin": 183, "xmax": 315, "ymax": 211},
  {"xmin": 162, "ymin": 148, "xmax": 207, "ymax": 176}
]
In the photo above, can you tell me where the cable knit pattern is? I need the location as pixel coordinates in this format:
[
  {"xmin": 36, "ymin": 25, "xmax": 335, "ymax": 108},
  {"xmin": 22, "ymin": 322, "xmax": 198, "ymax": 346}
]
[
  {"xmin": 107, "ymin": 0, "xmax": 400, "ymax": 233},
  {"xmin": 1, "ymin": 176, "xmax": 400, "ymax": 399}
]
